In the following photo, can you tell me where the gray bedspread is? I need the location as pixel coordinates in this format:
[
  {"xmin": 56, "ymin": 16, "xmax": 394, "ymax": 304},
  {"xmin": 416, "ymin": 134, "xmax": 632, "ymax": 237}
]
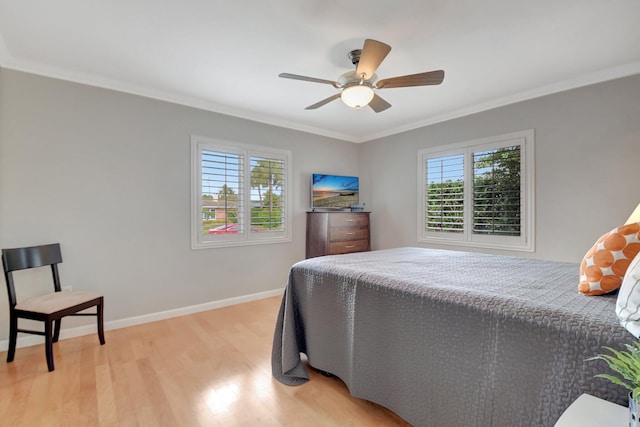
[{"xmin": 271, "ymin": 247, "xmax": 634, "ymax": 426}]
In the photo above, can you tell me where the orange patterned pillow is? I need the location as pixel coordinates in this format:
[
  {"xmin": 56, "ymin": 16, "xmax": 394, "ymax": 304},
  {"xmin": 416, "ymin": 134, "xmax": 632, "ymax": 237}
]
[{"xmin": 579, "ymin": 222, "xmax": 640, "ymax": 295}]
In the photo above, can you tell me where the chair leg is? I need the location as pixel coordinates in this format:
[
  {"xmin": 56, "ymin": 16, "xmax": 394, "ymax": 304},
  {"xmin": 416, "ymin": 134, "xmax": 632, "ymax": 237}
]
[
  {"xmin": 7, "ymin": 315, "xmax": 17, "ymax": 363},
  {"xmin": 44, "ymin": 320, "xmax": 55, "ymax": 372},
  {"xmin": 97, "ymin": 298, "xmax": 105, "ymax": 345},
  {"xmin": 53, "ymin": 319, "xmax": 61, "ymax": 343}
]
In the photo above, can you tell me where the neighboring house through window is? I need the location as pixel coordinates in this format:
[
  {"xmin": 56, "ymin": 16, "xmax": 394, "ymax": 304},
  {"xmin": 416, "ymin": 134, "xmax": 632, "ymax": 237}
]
[
  {"xmin": 418, "ymin": 129, "xmax": 535, "ymax": 252},
  {"xmin": 191, "ymin": 135, "xmax": 292, "ymax": 249}
]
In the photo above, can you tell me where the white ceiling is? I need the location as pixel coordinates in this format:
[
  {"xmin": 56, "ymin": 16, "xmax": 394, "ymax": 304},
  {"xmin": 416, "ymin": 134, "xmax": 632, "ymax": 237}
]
[{"xmin": 1, "ymin": 0, "xmax": 639, "ymax": 143}]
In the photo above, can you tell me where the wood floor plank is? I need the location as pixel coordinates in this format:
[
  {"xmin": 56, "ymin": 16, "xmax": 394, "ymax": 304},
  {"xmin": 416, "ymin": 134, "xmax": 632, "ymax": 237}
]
[
  {"xmin": 96, "ymin": 363, "xmax": 118, "ymax": 426},
  {"xmin": 0, "ymin": 296, "xmax": 410, "ymax": 426}
]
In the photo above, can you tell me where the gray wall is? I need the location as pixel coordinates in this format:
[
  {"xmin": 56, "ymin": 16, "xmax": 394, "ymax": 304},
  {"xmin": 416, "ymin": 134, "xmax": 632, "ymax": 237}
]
[
  {"xmin": 2, "ymin": 68, "xmax": 640, "ymax": 343},
  {"xmin": 0, "ymin": 69, "xmax": 359, "ymax": 341},
  {"xmin": 360, "ymin": 74, "xmax": 640, "ymax": 262}
]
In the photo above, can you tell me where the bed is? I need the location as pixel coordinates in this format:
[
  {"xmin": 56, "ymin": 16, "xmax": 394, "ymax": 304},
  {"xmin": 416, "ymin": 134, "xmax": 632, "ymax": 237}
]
[{"xmin": 271, "ymin": 247, "xmax": 633, "ymax": 426}]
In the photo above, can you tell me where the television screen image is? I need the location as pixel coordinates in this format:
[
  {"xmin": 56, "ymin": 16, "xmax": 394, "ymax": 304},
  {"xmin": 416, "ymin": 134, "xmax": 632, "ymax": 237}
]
[{"xmin": 312, "ymin": 174, "xmax": 359, "ymax": 209}]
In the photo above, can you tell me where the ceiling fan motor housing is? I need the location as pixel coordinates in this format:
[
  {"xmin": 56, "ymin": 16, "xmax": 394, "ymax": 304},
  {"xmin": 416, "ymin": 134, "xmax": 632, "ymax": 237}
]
[{"xmin": 348, "ymin": 49, "xmax": 362, "ymax": 66}]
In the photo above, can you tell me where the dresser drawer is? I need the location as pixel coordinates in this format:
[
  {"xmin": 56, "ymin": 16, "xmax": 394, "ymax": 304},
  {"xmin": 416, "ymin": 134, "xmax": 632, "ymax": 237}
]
[
  {"xmin": 306, "ymin": 211, "xmax": 371, "ymax": 259},
  {"xmin": 329, "ymin": 213, "xmax": 369, "ymax": 227},
  {"xmin": 328, "ymin": 239, "xmax": 369, "ymax": 255},
  {"xmin": 329, "ymin": 228, "xmax": 369, "ymax": 241}
]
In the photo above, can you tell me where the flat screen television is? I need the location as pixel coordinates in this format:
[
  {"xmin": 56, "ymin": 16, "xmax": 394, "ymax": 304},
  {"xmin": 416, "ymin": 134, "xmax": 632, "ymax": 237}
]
[{"xmin": 311, "ymin": 173, "xmax": 359, "ymax": 210}]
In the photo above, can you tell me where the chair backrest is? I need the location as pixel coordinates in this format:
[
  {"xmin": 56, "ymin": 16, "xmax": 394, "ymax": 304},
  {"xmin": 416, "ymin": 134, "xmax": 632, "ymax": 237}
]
[{"xmin": 2, "ymin": 243, "xmax": 63, "ymax": 308}]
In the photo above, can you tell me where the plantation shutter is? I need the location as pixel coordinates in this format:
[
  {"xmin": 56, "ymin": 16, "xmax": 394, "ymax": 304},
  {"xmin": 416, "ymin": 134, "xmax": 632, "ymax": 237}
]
[
  {"xmin": 249, "ymin": 155, "xmax": 286, "ymax": 232},
  {"xmin": 425, "ymin": 154, "xmax": 464, "ymax": 233},
  {"xmin": 418, "ymin": 130, "xmax": 533, "ymax": 251},
  {"xmin": 201, "ymin": 149, "xmax": 244, "ymax": 233},
  {"xmin": 192, "ymin": 136, "xmax": 292, "ymax": 249},
  {"xmin": 472, "ymin": 145, "xmax": 521, "ymax": 236}
]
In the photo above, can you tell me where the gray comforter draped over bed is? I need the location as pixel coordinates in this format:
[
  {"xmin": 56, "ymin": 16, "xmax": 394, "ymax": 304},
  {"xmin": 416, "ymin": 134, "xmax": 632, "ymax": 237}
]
[{"xmin": 271, "ymin": 247, "xmax": 633, "ymax": 426}]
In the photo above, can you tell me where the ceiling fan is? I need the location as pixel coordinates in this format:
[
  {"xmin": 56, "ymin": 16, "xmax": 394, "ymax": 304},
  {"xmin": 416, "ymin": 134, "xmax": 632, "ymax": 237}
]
[{"xmin": 279, "ymin": 39, "xmax": 445, "ymax": 113}]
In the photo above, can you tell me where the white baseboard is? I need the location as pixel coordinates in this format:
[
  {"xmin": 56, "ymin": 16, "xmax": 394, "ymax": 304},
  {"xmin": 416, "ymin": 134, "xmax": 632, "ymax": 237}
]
[{"xmin": 0, "ymin": 288, "xmax": 284, "ymax": 352}]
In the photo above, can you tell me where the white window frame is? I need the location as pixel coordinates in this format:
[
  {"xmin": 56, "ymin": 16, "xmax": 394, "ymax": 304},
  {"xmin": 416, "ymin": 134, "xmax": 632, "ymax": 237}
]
[
  {"xmin": 417, "ymin": 129, "xmax": 535, "ymax": 252},
  {"xmin": 191, "ymin": 135, "xmax": 292, "ymax": 249}
]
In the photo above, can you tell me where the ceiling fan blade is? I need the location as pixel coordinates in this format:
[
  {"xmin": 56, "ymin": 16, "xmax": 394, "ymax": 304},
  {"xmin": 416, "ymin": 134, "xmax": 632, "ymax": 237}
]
[
  {"xmin": 368, "ymin": 94, "xmax": 391, "ymax": 113},
  {"xmin": 356, "ymin": 39, "xmax": 391, "ymax": 80},
  {"xmin": 305, "ymin": 93, "xmax": 341, "ymax": 110},
  {"xmin": 376, "ymin": 70, "xmax": 445, "ymax": 89},
  {"xmin": 279, "ymin": 73, "xmax": 340, "ymax": 88}
]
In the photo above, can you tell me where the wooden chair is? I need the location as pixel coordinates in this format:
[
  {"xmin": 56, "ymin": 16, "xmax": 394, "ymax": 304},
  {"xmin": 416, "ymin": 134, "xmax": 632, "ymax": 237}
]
[{"xmin": 1, "ymin": 243, "xmax": 105, "ymax": 371}]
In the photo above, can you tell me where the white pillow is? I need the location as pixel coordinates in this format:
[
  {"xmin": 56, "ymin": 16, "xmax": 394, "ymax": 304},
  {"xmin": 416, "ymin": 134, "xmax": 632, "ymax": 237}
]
[{"xmin": 616, "ymin": 251, "xmax": 640, "ymax": 337}]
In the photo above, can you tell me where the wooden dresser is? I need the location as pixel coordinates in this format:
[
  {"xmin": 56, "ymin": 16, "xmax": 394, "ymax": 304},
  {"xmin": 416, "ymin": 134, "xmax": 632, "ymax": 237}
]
[{"xmin": 306, "ymin": 211, "xmax": 370, "ymax": 259}]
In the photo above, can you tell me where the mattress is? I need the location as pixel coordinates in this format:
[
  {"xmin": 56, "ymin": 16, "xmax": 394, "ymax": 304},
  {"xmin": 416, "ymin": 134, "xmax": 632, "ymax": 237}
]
[{"xmin": 271, "ymin": 247, "xmax": 633, "ymax": 426}]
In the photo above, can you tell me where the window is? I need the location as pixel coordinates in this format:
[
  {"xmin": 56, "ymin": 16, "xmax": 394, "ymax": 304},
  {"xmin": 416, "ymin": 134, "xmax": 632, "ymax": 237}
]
[
  {"xmin": 418, "ymin": 130, "xmax": 535, "ymax": 251},
  {"xmin": 191, "ymin": 136, "xmax": 291, "ymax": 249}
]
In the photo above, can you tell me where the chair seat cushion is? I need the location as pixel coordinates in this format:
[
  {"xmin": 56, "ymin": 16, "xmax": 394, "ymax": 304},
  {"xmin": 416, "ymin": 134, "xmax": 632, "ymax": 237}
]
[{"xmin": 16, "ymin": 290, "xmax": 101, "ymax": 314}]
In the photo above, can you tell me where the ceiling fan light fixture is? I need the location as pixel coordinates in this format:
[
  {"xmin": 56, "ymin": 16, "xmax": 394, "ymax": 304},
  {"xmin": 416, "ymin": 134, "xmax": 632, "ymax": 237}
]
[{"xmin": 341, "ymin": 84, "xmax": 374, "ymax": 110}]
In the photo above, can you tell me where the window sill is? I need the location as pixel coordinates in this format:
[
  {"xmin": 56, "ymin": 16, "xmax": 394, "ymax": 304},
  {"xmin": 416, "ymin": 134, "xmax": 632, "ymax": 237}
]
[
  {"xmin": 417, "ymin": 236, "xmax": 534, "ymax": 253},
  {"xmin": 192, "ymin": 236, "xmax": 292, "ymax": 250}
]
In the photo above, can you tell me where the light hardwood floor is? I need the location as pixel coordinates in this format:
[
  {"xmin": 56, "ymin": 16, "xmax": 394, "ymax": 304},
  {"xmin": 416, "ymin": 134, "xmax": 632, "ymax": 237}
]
[{"xmin": 0, "ymin": 296, "xmax": 410, "ymax": 426}]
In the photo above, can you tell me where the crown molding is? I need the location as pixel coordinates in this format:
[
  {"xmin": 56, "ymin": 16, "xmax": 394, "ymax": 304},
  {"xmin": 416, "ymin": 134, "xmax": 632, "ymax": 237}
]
[
  {"xmin": 361, "ymin": 61, "xmax": 640, "ymax": 143},
  {"xmin": 2, "ymin": 56, "xmax": 361, "ymax": 143},
  {"xmin": 3, "ymin": 51, "xmax": 640, "ymax": 145}
]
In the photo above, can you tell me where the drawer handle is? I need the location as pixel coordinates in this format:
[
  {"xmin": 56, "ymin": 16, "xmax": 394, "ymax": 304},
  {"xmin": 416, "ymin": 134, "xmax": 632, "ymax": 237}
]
[
  {"xmin": 345, "ymin": 232, "xmax": 355, "ymax": 235},
  {"xmin": 345, "ymin": 245, "xmax": 355, "ymax": 249},
  {"xmin": 345, "ymin": 219, "xmax": 355, "ymax": 222}
]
